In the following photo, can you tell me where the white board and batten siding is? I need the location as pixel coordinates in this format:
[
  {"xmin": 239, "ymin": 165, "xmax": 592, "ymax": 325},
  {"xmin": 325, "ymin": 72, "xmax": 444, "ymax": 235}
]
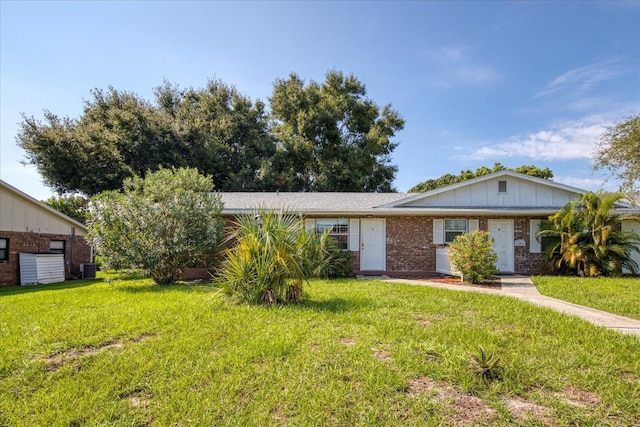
[
  {"xmin": 19, "ymin": 253, "xmax": 65, "ymax": 285},
  {"xmin": 404, "ymin": 176, "xmax": 577, "ymax": 208},
  {"xmin": 1, "ymin": 181, "xmax": 86, "ymax": 236}
]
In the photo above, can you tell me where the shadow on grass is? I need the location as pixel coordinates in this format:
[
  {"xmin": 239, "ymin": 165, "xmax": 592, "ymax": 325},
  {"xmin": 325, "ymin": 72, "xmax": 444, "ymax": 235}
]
[
  {"xmin": 0, "ymin": 279, "xmax": 103, "ymax": 296},
  {"xmin": 114, "ymin": 281, "xmax": 218, "ymax": 294},
  {"xmin": 297, "ymin": 297, "xmax": 367, "ymax": 313}
]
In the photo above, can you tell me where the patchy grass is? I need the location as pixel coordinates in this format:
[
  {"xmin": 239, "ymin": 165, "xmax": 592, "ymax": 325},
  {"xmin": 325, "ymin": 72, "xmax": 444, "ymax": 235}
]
[
  {"xmin": 0, "ymin": 275, "xmax": 639, "ymax": 426},
  {"xmin": 533, "ymin": 276, "xmax": 640, "ymax": 320}
]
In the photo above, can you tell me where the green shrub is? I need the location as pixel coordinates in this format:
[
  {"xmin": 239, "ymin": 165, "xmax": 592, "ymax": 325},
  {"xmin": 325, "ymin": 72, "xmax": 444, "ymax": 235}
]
[
  {"xmin": 88, "ymin": 167, "xmax": 224, "ymax": 285},
  {"xmin": 448, "ymin": 230, "xmax": 498, "ymax": 284},
  {"xmin": 216, "ymin": 209, "xmax": 346, "ymax": 304}
]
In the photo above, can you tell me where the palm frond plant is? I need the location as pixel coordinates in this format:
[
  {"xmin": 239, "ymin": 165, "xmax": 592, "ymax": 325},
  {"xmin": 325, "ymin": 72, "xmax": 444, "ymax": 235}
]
[
  {"xmin": 468, "ymin": 345, "xmax": 503, "ymax": 383},
  {"xmin": 216, "ymin": 209, "xmax": 347, "ymax": 305},
  {"xmin": 539, "ymin": 192, "xmax": 640, "ymax": 277}
]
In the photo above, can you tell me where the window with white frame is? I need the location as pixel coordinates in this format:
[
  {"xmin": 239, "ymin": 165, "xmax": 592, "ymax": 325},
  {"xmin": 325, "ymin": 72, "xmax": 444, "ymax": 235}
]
[
  {"xmin": 315, "ymin": 219, "xmax": 349, "ymax": 250},
  {"xmin": 444, "ymin": 219, "xmax": 467, "ymax": 243},
  {"xmin": 50, "ymin": 240, "xmax": 65, "ymax": 255},
  {"xmin": 0, "ymin": 238, "xmax": 8, "ymax": 261},
  {"xmin": 530, "ymin": 219, "xmax": 559, "ymax": 254}
]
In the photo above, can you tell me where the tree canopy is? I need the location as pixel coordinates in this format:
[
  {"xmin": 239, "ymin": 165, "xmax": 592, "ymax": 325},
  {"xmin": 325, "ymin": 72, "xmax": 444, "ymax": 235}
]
[
  {"xmin": 17, "ymin": 71, "xmax": 403, "ymax": 195},
  {"xmin": 408, "ymin": 163, "xmax": 553, "ymax": 193},
  {"xmin": 593, "ymin": 114, "xmax": 640, "ymax": 200},
  {"xmin": 268, "ymin": 71, "xmax": 405, "ymax": 192},
  {"xmin": 44, "ymin": 195, "xmax": 90, "ymax": 224}
]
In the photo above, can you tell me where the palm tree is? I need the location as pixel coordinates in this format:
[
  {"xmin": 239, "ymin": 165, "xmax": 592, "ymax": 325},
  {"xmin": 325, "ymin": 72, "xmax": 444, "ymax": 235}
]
[
  {"xmin": 216, "ymin": 209, "xmax": 343, "ymax": 304},
  {"xmin": 540, "ymin": 192, "xmax": 640, "ymax": 277}
]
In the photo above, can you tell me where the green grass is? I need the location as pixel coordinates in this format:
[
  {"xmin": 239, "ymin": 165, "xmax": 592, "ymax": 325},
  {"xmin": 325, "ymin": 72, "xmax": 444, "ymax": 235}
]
[
  {"xmin": 533, "ymin": 276, "xmax": 640, "ymax": 320},
  {"xmin": 1, "ymin": 275, "xmax": 639, "ymax": 426}
]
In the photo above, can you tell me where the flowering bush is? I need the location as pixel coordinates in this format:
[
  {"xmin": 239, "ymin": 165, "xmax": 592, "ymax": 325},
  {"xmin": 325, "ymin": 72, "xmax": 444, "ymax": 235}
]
[{"xmin": 448, "ymin": 230, "xmax": 498, "ymax": 284}]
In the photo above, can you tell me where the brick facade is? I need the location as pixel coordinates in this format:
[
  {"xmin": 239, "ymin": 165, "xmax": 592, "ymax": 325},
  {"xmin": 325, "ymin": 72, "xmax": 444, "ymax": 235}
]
[
  {"xmin": 352, "ymin": 215, "xmax": 549, "ymax": 277},
  {"xmin": 219, "ymin": 214, "xmax": 550, "ymax": 278},
  {"xmin": 385, "ymin": 216, "xmax": 435, "ymax": 273},
  {"xmin": 0, "ymin": 231, "xmax": 92, "ymax": 286}
]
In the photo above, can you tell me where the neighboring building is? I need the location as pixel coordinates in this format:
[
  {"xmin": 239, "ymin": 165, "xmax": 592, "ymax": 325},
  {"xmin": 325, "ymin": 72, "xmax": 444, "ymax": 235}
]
[
  {"xmin": 220, "ymin": 170, "xmax": 640, "ymax": 277},
  {"xmin": 0, "ymin": 179, "xmax": 92, "ymax": 286}
]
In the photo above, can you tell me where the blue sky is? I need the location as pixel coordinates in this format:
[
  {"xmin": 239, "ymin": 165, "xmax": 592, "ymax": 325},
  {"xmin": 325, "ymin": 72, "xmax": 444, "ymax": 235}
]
[{"xmin": 1, "ymin": 1, "xmax": 639, "ymax": 200}]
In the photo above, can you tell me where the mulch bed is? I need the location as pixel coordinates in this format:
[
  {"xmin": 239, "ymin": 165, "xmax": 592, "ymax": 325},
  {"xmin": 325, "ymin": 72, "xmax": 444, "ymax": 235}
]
[{"xmin": 409, "ymin": 276, "xmax": 502, "ymax": 289}]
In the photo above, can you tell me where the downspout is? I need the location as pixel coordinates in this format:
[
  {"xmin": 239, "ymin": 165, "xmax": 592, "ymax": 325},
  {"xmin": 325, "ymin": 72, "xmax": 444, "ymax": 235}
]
[{"xmin": 69, "ymin": 227, "xmax": 75, "ymax": 278}]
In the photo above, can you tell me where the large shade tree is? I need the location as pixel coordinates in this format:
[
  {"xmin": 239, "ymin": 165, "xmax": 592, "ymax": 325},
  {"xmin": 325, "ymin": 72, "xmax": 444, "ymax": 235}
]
[
  {"xmin": 269, "ymin": 70, "xmax": 405, "ymax": 192},
  {"xmin": 18, "ymin": 88, "xmax": 174, "ymax": 195},
  {"xmin": 594, "ymin": 114, "xmax": 640, "ymax": 201},
  {"xmin": 44, "ymin": 195, "xmax": 90, "ymax": 224},
  {"xmin": 539, "ymin": 192, "xmax": 640, "ymax": 277},
  {"xmin": 17, "ymin": 72, "xmax": 403, "ymax": 195}
]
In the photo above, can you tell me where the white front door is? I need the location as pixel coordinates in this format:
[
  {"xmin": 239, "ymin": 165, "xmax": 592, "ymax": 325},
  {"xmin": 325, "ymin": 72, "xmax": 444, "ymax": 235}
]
[
  {"xmin": 488, "ymin": 219, "xmax": 514, "ymax": 273},
  {"xmin": 360, "ymin": 219, "xmax": 385, "ymax": 271}
]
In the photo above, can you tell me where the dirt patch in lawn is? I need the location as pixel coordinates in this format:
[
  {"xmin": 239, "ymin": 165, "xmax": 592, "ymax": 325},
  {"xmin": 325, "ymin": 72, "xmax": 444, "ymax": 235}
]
[
  {"xmin": 407, "ymin": 376, "xmax": 500, "ymax": 425},
  {"xmin": 415, "ymin": 313, "xmax": 448, "ymax": 327},
  {"xmin": 340, "ymin": 337, "xmax": 356, "ymax": 346},
  {"xmin": 554, "ymin": 386, "xmax": 601, "ymax": 408},
  {"xmin": 504, "ymin": 396, "xmax": 557, "ymax": 426},
  {"xmin": 372, "ymin": 348, "xmax": 392, "ymax": 361},
  {"xmin": 42, "ymin": 333, "xmax": 155, "ymax": 370},
  {"xmin": 407, "ymin": 376, "xmax": 566, "ymax": 426}
]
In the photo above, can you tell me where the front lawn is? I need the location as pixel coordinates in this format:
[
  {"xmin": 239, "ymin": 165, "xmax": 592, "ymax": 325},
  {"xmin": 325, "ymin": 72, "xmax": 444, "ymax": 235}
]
[
  {"xmin": 1, "ymin": 276, "xmax": 638, "ymax": 426},
  {"xmin": 533, "ymin": 276, "xmax": 640, "ymax": 320}
]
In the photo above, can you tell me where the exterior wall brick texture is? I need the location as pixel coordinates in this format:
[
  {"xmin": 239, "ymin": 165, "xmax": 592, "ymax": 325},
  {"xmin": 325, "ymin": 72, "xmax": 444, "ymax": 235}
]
[{"xmin": 0, "ymin": 231, "xmax": 91, "ymax": 286}]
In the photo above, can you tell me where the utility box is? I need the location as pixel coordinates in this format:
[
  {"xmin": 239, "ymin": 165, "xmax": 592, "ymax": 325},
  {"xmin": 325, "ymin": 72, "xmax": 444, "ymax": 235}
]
[
  {"xmin": 80, "ymin": 263, "xmax": 97, "ymax": 279},
  {"xmin": 19, "ymin": 253, "xmax": 65, "ymax": 285},
  {"xmin": 435, "ymin": 248, "xmax": 460, "ymax": 276}
]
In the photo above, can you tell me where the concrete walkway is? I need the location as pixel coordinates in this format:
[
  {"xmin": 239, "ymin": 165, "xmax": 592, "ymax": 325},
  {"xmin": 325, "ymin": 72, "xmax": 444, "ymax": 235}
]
[{"xmin": 382, "ymin": 276, "xmax": 640, "ymax": 337}]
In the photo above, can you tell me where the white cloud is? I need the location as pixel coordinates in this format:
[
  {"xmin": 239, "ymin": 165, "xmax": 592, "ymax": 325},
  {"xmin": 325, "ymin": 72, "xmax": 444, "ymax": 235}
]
[
  {"xmin": 426, "ymin": 44, "xmax": 500, "ymax": 89},
  {"xmin": 534, "ymin": 61, "xmax": 625, "ymax": 100},
  {"xmin": 464, "ymin": 120, "xmax": 607, "ymax": 161},
  {"xmin": 554, "ymin": 175, "xmax": 621, "ymax": 193}
]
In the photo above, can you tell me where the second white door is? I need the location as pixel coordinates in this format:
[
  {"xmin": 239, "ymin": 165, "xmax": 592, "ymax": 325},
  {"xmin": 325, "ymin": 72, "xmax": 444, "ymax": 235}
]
[{"xmin": 488, "ymin": 219, "xmax": 514, "ymax": 273}]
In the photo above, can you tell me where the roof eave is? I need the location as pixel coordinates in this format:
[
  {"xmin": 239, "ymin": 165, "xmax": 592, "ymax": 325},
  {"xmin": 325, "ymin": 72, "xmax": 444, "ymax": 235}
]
[{"xmin": 221, "ymin": 207, "xmax": 564, "ymax": 217}]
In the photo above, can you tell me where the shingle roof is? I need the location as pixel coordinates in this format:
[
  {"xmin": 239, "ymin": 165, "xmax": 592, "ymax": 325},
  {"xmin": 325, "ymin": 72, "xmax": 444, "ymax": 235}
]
[{"xmin": 219, "ymin": 192, "xmax": 409, "ymax": 213}]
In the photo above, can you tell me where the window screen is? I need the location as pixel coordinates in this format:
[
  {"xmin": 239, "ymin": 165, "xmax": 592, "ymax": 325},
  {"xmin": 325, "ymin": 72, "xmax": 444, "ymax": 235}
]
[
  {"xmin": 444, "ymin": 219, "xmax": 467, "ymax": 243},
  {"xmin": 0, "ymin": 238, "xmax": 8, "ymax": 260},
  {"xmin": 315, "ymin": 219, "xmax": 349, "ymax": 250}
]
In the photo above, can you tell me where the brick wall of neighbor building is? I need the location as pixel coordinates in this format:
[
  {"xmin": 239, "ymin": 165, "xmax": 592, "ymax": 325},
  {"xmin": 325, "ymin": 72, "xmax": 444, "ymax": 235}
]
[{"xmin": 0, "ymin": 231, "xmax": 92, "ymax": 286}]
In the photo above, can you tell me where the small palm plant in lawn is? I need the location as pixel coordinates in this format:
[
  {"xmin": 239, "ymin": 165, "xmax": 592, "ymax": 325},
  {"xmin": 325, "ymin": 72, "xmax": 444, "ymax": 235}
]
[
  {"xmin": 216, "ymin": 209, "xmax": 342, "ymax": 305},
  {"xmin": 469, "ymin": 345, "xmax": 503, "ymax": 383}
]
